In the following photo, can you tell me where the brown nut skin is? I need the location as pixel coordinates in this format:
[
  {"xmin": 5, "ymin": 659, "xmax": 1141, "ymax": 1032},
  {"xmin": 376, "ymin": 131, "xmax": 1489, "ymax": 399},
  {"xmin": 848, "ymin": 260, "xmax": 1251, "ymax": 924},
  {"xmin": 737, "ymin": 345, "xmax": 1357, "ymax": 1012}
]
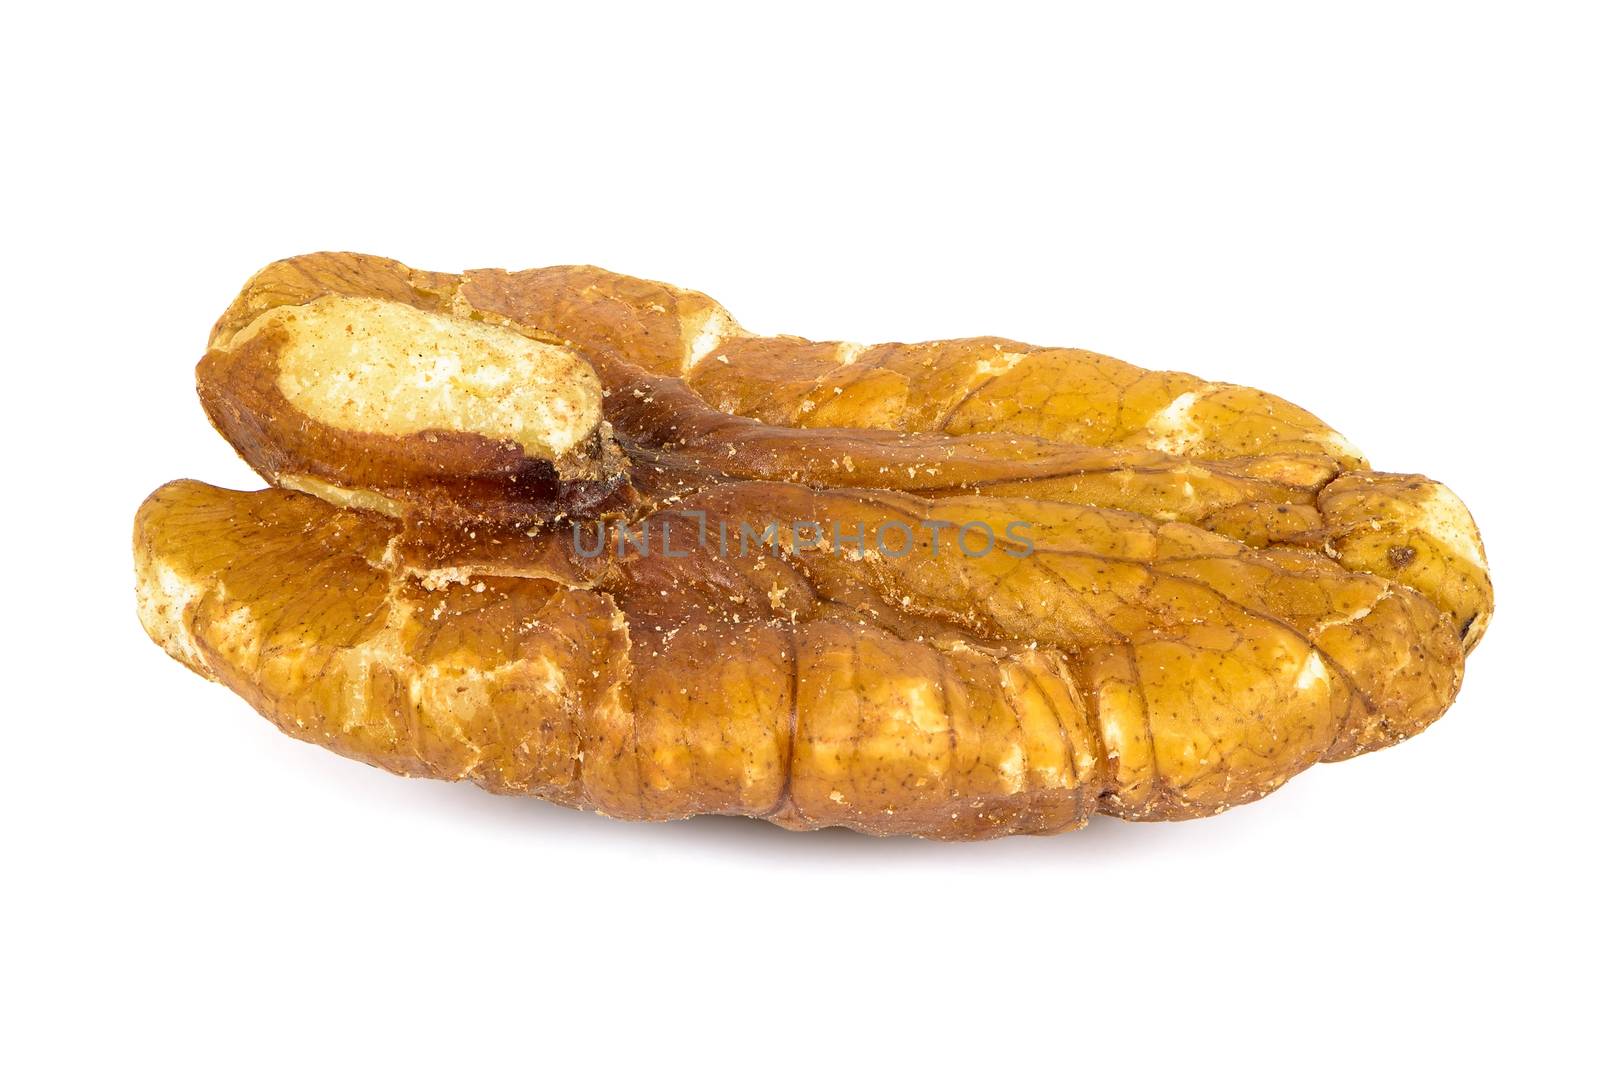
[
  {"xmin": 457, "ymin": 261, "xmax": 1491, "ymax": 638},
  {"xmin": 133, "ymin": 252, "xmax": 1493, "ymax": 839},
  {"xmin": 1319, "ymin": 471, "xmax": 1493, "ymax": 651},
  {"xmin": 135, "ymin": 478, "xmax": 1461, "ymax": 837},
  {"xmin": 458, "ymin": 264, "xmax": 1366, "ymax": 465},
  {"xmin": 200, "ymin": 252, "xmax": 1491, "ymax": 637}
]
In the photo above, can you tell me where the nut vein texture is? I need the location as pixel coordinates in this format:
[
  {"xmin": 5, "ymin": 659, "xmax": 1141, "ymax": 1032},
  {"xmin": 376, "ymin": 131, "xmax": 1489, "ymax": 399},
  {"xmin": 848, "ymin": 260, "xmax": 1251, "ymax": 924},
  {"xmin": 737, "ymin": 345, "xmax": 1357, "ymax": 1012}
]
[{"xmin": 133, "ymin": 252, "xmax": 1492, "ymax": 839}]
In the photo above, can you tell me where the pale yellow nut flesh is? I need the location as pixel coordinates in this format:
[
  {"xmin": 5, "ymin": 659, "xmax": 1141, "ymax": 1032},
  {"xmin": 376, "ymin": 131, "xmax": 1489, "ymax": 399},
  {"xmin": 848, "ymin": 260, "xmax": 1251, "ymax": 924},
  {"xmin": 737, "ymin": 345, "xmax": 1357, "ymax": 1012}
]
[{"xmin": 234, "ymin": 294, "xmax": 603, "ymax": 465}]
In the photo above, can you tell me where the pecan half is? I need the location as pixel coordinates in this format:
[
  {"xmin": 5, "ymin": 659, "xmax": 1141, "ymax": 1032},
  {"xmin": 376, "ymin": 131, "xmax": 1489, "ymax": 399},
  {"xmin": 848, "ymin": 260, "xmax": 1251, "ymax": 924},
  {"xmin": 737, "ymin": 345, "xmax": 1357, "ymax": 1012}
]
[{"xmin": 133, "ymin": 253, "xmax": 1492, "ymax": 839}]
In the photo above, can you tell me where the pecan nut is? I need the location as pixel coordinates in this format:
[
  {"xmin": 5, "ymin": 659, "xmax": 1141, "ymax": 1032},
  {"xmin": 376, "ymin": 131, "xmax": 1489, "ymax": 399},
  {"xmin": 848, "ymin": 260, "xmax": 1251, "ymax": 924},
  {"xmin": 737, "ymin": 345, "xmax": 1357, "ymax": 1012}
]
[{"xmin": 134, "ymin": 253, "xmax": 1491, "ymax": 839}]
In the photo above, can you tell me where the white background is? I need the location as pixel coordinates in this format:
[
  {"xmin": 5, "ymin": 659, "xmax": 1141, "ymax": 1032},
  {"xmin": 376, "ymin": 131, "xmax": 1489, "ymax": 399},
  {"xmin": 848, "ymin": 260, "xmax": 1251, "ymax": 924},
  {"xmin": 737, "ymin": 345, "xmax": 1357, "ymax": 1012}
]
[{"xmin": 4, "ymin": 3, "xmax": 1595, "ymax": 1065}]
